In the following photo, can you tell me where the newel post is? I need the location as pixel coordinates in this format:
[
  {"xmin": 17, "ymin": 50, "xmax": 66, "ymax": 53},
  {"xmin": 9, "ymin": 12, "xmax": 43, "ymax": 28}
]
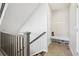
[{"xmin": 24, "ymin": 32, "xmax": 31, "ymax": 56}]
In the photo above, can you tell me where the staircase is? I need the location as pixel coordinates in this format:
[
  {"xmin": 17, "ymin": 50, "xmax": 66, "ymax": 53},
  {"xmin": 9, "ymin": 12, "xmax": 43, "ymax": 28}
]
[
  {"xmin": 0, "ymin": 3, "xmax": 47, "ymax": 56},
  {"xmin": 0, "ymin": 31, "xmax": 47, "ymax": 56}
]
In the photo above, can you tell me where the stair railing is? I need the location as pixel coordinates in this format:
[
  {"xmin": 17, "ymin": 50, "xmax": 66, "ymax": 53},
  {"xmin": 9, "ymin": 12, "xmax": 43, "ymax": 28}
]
[
  {"xmin": 0, "ymin": 31, "xmax": 46, "ymax": 56},
  {"xmin": 24, "ymin": 32, "xmax": 46, "ymax": 56}
]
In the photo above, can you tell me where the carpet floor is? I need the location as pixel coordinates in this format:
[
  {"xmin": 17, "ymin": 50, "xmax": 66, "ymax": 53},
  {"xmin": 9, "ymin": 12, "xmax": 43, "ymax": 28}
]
[{"xmin": 45, "ymin": 42, "xmax": 72, "ymax": 56}]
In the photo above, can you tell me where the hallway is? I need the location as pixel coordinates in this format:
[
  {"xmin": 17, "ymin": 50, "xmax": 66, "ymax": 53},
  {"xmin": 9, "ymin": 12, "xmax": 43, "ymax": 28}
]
[
  {"xmin": 45, "ymin": 42, "xmax": 72, "ymax": 56},
  {"xmin": 0, "ymin": 3, "xmax": 79, "ymax": 56}
]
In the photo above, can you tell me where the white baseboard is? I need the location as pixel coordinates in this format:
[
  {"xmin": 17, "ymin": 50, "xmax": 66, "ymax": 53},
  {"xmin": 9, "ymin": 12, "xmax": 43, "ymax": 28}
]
[
  {"xmin": 69, "ymin": 44, "xmax": 74, "ymax": 56},
  {"xmin": 69, "ymin": 43, "xmax": 77, "ymax": 56}
]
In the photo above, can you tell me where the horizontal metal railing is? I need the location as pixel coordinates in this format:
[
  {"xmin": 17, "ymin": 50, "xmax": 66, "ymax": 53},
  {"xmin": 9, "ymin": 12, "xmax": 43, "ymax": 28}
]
[
  {"xmin": 30, "ymin": 32, "xmax": 46, "ymax": 44},
  {"xmin": 25, "ymin": 32, "xmax": 46, "ymax": 56}
]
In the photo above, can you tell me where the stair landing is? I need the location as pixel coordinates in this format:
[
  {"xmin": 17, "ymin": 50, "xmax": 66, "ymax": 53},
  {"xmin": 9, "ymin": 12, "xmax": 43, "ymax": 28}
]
[{"xmin": 45, "ymin": 42, "xmax": 72, "ymax": 56}]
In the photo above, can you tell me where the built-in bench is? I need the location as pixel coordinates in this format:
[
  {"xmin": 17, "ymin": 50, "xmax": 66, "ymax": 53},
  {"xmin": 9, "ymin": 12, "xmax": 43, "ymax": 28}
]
[{"xmin": 51, "ymin": 36, "xmax": 69, "ymax": 45}]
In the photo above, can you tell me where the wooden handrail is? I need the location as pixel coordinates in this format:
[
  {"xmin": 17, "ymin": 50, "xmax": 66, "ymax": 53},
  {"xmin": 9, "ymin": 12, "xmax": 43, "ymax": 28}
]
[{"xmin": 30, "ymin": 32, "xmax": 46, "ymax": 44}]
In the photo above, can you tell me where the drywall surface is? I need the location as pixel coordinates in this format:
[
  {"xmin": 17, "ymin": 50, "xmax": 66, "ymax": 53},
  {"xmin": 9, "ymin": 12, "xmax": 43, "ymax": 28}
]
[
  {"xmin": 0, "ymin": 32, "xmax": 1, "ymax": 48},
  {"xmin": 47, "ymin": 5, "xmax": 52, "ymax": 46},
  {"xmin": 69, "ymin": 4, "xmax": 77, "ymax": 55},
  {"xmin": 0, "ymin": 3, "xmax": 39, "ymax": 34},
  {"xmin": 76, "ymin": 4, "xmax": 79, "ymax": 55},
  {"xmin": 20, "ymin": 4, "xmax": 48, "ymax": 55},
  {"xmin": 51, "ymin": 7, "xmax": 69, "ymax": 39}
]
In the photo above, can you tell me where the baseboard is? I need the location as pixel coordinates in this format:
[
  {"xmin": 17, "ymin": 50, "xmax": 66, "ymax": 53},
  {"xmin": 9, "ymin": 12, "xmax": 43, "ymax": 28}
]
[
  {"xmin": 69, "ymin": 44, "xmax": 74, "ymax": 56},
  {"xmin": 0, "ymin": 48, "xmax": 7, "ymax": 56},
  {"xmin": 69, "ymin": 44, "xmax": 78, "ymax": 56}
]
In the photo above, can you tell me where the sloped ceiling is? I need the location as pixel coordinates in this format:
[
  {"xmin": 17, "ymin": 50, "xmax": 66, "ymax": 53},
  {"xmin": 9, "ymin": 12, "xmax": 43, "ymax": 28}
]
[
  {"xmin": 0, "ymin": 3, "xmax": 39, "ymax": 34},
  {"xmin": 49, "ymin": 3, "xmax": 70, "ymax": 11}
]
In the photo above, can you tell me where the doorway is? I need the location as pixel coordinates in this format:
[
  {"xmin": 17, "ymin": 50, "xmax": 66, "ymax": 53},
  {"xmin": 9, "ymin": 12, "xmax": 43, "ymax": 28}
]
[{"xmin": 47, "ymin": 3, "xmax": 73, "ymax": 56}]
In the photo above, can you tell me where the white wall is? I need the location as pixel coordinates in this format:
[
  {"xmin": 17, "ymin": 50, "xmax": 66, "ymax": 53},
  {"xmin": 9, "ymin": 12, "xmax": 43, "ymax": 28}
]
[
  {"xmin": 76, "ymin": 4, "xmax": 79, "ymax": 55},
  {"xmin": 51, "ymin": 7, "xmax": 69, "ymax": 38},
  {"xmin": 0, "ymin": 32, "xmax": 1, "ymax": 48},
  {"xmin": 0, "ymin": 3, "xmax": 39, "ymax": 34},
  {"xmin": 20, "ymin": 4, "xmax": 48, "ymax": 55},
  {"xmin": 47, "ymin": 5, "xmax": 52, "ymax": 46},
  {"xmin": 69, "ymin": 3, "xmax": 77, "ymax": 55}
]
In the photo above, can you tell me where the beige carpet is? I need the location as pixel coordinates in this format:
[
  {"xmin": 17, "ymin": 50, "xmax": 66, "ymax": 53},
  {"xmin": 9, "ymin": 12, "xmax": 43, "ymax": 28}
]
[{"xmin": 45, "ymin": 42, "xmax": 72, "ymax": 56}]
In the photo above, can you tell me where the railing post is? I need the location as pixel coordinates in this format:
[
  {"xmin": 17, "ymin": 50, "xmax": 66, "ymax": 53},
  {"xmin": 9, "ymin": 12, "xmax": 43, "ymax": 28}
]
[{"xmin": 24, "ymin": 32, "xmax": 31, "ymax": 56}]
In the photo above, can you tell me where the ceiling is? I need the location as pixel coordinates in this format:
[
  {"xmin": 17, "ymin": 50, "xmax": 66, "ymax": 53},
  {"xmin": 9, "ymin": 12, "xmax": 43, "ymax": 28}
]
[
  {"xmin": 0, "ymin": 3, "xmax": 39, "ymax": 34},
  {"xmin": 49, "ymin": 3, "xmax": 70, "ymax": 11}
]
